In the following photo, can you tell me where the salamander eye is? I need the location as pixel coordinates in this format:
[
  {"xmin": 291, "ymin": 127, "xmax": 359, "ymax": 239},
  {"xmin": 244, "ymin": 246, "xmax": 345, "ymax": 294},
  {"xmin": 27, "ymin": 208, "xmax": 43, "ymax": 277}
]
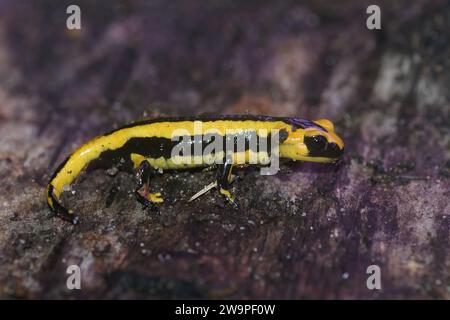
[{"xmin": 310, "ymin": 135, "xmax": 327, "ymax": 151}]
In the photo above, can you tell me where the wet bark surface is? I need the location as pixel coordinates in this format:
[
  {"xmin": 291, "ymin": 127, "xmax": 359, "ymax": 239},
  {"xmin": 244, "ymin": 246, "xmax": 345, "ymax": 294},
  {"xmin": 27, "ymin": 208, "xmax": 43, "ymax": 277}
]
[{"xmin": 0, "ymin": 0, "xmax": 448, "ymax": 299}]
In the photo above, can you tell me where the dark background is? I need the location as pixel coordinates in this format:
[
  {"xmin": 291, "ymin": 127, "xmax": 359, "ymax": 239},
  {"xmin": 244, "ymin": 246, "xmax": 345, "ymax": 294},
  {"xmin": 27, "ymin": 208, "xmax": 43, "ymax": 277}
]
[{"xmin": 0, "ymin": 0, "xmax": 448, "ymax": 299}]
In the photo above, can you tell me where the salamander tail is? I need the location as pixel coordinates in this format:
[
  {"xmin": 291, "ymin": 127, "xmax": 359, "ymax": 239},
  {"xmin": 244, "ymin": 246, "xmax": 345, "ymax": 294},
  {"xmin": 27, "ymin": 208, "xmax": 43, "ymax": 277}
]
[{"xmin": 46, "ymin": 182, "xmax": 79, "ymax": 225}]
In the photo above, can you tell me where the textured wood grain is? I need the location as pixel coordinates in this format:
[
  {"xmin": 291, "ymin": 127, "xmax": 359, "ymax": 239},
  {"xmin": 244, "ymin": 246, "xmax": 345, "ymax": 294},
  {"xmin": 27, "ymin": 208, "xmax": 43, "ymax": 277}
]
[{"xmin": 0, "ymin": 0, "xmax": 448, "ymax": 299}]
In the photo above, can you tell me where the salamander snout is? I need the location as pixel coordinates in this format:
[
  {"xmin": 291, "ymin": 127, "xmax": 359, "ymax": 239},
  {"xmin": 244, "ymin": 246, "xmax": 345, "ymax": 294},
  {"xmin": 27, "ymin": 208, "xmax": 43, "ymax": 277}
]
[{"xmin": 304, "ymin": 135, "xmax": 343, "ymax": 161}]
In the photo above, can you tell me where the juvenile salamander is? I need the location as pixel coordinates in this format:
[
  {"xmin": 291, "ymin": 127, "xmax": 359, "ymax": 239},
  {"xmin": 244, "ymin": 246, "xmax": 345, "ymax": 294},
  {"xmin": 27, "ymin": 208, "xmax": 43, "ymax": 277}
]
[{"xmin": 47, "ymin": 115, "xmax": 344, "ymax": 224}]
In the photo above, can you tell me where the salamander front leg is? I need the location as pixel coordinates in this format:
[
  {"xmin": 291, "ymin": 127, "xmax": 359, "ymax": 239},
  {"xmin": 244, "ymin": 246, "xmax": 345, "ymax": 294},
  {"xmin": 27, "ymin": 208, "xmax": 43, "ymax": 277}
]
[
  {"xmin": 135, "ymin": 160, "xmax": 164, "ymax": 211},
  {"xmin": 216, "ymin": 160, "xmax": 239, "ymax": 209}
]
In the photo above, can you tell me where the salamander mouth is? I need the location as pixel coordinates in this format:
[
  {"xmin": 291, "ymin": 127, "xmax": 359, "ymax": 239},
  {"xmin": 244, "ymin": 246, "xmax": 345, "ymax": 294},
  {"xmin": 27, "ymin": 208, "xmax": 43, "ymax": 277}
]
[{"xmin": 304, "ymin": 137, "xmax": 343, "ymax": 159}]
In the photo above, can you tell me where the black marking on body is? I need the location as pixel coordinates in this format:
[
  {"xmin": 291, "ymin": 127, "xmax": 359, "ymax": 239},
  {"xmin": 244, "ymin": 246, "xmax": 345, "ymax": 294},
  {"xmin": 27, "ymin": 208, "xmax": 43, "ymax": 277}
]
[{"xmin": 88, "ymin": 129, "xmax": 288, "ymax": 171}]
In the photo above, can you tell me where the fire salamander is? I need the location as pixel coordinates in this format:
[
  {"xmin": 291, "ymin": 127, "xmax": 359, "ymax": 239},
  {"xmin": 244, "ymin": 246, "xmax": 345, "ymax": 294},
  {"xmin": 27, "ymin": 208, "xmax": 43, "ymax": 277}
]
[{"xmin": 47, "ymin": 115, "xmax": 344, "ymax": 224}]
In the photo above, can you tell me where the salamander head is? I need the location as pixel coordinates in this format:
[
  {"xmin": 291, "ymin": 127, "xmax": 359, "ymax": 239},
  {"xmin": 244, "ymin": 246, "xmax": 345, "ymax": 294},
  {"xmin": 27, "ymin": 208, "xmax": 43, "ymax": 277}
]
[{"xmin": 281, "ymin": 118, "xmax": 344, "ymax": 163}]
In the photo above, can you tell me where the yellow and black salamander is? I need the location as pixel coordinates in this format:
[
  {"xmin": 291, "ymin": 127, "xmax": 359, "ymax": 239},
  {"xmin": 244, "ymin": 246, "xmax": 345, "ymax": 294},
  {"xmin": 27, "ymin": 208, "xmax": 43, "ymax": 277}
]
[{"xmin": 47, "ymin": 115, "xmax": 344, "ymax": 224}]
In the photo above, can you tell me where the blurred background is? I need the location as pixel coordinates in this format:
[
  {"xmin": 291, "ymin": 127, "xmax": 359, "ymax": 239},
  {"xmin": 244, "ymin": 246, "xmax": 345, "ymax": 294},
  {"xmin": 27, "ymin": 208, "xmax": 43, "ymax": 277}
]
[{"xmin": 0, "ymin": 0, "xmax": 448, "ymax": 299}]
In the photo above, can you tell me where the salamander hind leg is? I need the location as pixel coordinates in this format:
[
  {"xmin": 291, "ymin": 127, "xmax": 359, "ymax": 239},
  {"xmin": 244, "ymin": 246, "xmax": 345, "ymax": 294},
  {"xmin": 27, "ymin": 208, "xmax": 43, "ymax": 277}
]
[
  {"xmin": 135, "ymin": 159, "xmax": 164, "ymax": 212},
  {"xmin": 216, "ymin": 160, "xmax": 239, "ymax": 209}
]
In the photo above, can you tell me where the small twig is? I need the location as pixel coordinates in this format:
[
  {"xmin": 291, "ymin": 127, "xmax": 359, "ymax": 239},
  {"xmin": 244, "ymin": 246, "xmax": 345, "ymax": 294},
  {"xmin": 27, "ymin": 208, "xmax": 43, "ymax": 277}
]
[
  {"xmin": 188, "ymin": 175, "xmax": 236, "ymax": 202},
  {"xmin": 188, "ymin": 181, "xmax": 217, "ymax": 202}
]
